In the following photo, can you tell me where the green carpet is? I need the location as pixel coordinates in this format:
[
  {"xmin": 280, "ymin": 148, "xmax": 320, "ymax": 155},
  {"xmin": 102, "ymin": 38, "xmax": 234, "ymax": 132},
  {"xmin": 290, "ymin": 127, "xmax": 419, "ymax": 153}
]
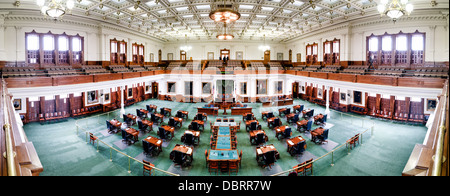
[{"xmin": 23, "ymin": 99, "xmax": 427, "ymax": 176}]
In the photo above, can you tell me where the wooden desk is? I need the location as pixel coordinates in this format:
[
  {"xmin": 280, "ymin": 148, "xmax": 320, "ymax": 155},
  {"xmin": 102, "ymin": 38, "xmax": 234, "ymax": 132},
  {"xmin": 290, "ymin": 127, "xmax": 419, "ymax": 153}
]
[
  {"xmin": 139, "ymin": 109, "xmax": 149, "ymax": 118},
  {"xmin": 147, "ymin": 104, "xmax": 157, "ymax": 113},
  {"xmin": 245, "ymin": 119, "xmax": 259, "ymax": 130},
  {"xmin": 274, "ymin": 125, "xmax": 291, "ymax": 139},
  {"xmin": 256, "ymin": 144, "xmax": 280, "ymax": 168},
  {"xmin": 293, "ymin": 105, "xmax": 303, "ymax": 113},
  {"xmin": 267, "ymin": 117, "xmax": 281, "ymax": 128},
  {"xmin": 231, "ymin": 107, "xmax": 252, "ymax": 115},
  {"xmin": 160, "ymin": 125, "xmax": 175, "ymax": 138},
  {"xmin": 181, "ymin": 130, "xmax": 201, "ymax": 145},
  {"xmin": 170, "ymin": 144, "xmax": 194, "ymax": 167},
  {"xmin": 124, "ymin": 127, "xmax": 139, "ymax": 143},
  {"xmin": 286, "ymin": 136, "xmax": 307, "ymax": 153},
  {"xmin": 142, "ymin": 135, "xmax": 162, "ymax": 156},
  {"xmin": 110, "ymin": 119, "xmax": 122, "ymax": 128},
  {"xmin": 141, "ymin": 119, "xmax": 154, "ymax": 132},
  {"xmin": 313, "ymin": 114, "xmax": 324, "ymax": 124},
  {"xmin": 198, "ymin": 107, "xmax": 219, "ymax": 116},
  {"xmin": 126, "ymin": 113, "xmax": 137, "ymax": 125},
  {"xmin": 311, "ymin": 127, "xmax": 325, "ymax": 137},
  {"xmin": 249, "ymin": 130, "xmax": 268, "ymax": 144},
  {"xmin": 296, "ymin": 119, "xmax": 308, "ymax": 132}
]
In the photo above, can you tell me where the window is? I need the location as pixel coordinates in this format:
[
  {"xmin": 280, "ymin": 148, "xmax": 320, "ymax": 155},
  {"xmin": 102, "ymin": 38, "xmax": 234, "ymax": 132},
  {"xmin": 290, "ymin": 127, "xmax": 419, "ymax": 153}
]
[
  {"xmin": 132, "ymin": 43, "xmax": 145, "ymax": 64},
  {"xmin": 324, "ymin": 42, "xmax": 331, "ymax": 54},
  {"xmin": 72, "ymin": 37, "xmax": 82, "ymax": 52},
  {"xmin": 27, "ymin": 34, "xmax": 39, "ymax": 51},
  {"xmin": 43, "ymin": 35, "xmax": 54, "ymax": 51},
  {"xmin": 333, "ymin": 40, "xmax": 340, "ymax": 53},
  {"xmin": 396, "ymin": 35, "xmax": 407, "ymax": 51},
  {"xmin": 58, "ymin": 36, "xmax": 69, "ymax": 51},
  {"xmin": 411, "ymin": 34, "xmax": 424, "ymax": 51},
  {"xmin": 110, "ymin": 38, "xmax": 127, "ymax": 64},
  {"xmin": 366, "ymin": 30, "xmax": 425, "ymax": 66},
  {"xmin": 26, "ymin": 31, "xmax": 84, "ymax": 66},
  {"xmin": 323, "ymin": 39, "xmax": 340, "ymax": 65},
  {"xmin": 368, "ymin": 37, "xmax": 378, "ymax": 52},
  {"xmin": 382, "ymin": 36, "xmax": 392, "ymax": 51}
]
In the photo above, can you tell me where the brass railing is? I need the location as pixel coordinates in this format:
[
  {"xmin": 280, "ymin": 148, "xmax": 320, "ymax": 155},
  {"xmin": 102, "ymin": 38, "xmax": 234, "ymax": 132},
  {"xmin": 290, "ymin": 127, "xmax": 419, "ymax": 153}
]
[
  {"xmin": 432, "ymin": 80, "xmax": 448, "ymax": 176},
  {"xmin": 1, "ymin": 78, "xmax": 17, "ymax": 176}
]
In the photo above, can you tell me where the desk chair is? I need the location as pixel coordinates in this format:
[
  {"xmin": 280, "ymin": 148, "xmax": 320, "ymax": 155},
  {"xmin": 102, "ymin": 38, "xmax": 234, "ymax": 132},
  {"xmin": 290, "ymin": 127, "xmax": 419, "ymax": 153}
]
[
  {"xmin": 304, "ymin": 158, "xmax": 313, "ymax": 176},
  {"xmin": 146, "ymin": 105, "xmax": 155, "ymax": 113},
  {"xmin": 136, "ymin": 109, "xmax": 146, "ymax": 119},
  {"xmin": 182, "ymin": 132, "xmax": 195, "ymax": 145},
  {"xmin": 277, "ymin": 127, "xmax": 292, "ymax": 140},
  {"xmin": 137, "ymin": 121, "xmax": 149, "ymax": 133},
  {"xmin": 106, "ymin": 120, "xmax": 113, "ymax": 133},
  {"xmin": 262, "ymin": 151, "xmax": 276, "ymax": 169},
  {"xmin": 289, "ymin": 141, "xmax": 306, "ymax": 156},
  {"xmin": 143, "ymin": 160, "xmax": 153, "ymax": 176},
  {"xmin": 312, "ymin": 129, "xmax": 329, "ymax": 144},
  {"xmin": 158, "ymin": 127, "xmax": 172, "ymax": 140},
  {"xmin": 294, "ymin": 105, "xmax": 304, "ymax": 114},
  {"xmin": 89, "ymin": 132, "xmax": 98, "ymax": 145},
  {"xmin": 123, "ymin": 114, "xmax": 132, "ymax": 127},
  {"xmin": 151, "ymin": 113, "xmax": 163, "ymax": 124},
  {"xmin": 121, "ymin": 130, "xmax": 132, "ymax": 145},
  {"xmin": 168, "ymin": 118, "xmax": 181, "ymax": 128},
  {"xmin": 229, "ymin": 160, "xmax": 239, "ymax": 175},
  {"xmin": 288, "ymin": 114, "xmax": 299, "ymax": 124},
  {"xmin": 249, "ymin": 121, "xmax": 261, "ymax": 131},
  {"xmin": 253, "ymin": 132, "xmax": 267, "ymax": 145},
  {"xmin": 189, "ymin": 121, "xmax": 200, "ymax": 131},
  {"xmin": 245, "ymin": 113, "xmax": 254, "ymax": 121},
  {"xmin": 270, "ymin": 118, "xmax": 281, "ymax": 128},
  {"xmin": 209, "ymin": 161, "xmax": 219, "ymax": 175}
]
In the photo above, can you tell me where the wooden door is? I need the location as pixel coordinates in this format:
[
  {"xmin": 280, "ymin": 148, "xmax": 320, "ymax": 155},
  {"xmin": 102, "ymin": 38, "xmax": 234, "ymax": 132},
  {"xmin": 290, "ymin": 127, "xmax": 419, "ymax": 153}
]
[
  {"xmin": 264, "ymin": 50, "xmax": 270, "ymax": 62},
  {"xmin": 152, "ymin": 82, "xmax": 159, "ymax": 99}
]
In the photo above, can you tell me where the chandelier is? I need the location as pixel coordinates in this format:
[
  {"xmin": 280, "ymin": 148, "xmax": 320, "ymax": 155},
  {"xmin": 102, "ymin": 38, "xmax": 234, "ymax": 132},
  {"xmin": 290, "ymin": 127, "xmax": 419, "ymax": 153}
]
[
  {"xmin": 36, "ymin": 0, "xmax": 75, "ymax": 19},
  {"xmin": 209, "ymin": 0, "xmax": 240, "ymax": 23},
  {"xmin": 217, "ymin": 23, "xmax": 234, "ymax": 40},
  {"xmin": 258, "ymin": 35, "xmax": 270, "ymax": 51},
  {"xmin": 377, "ymin": 0, "xmax": 413, "ymax": 22},
  {"xmin": 180, "ymin": 34, "xmax": 192, "ymax": 51}
]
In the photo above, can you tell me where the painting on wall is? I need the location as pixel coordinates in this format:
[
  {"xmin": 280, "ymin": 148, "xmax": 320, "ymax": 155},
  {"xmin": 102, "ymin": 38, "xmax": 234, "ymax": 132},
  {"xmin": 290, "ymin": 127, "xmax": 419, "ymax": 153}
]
[
  {"xmin": 87, "ymin": 90, "xmax": 99, "ymax": 104},
  {"xmin": 275, "ymin": 81, "xmax": 283, "ymax": 94},
  {"xmin": 256, "ymin": 79, "xmax": 267, "ymax": 95},
  {"xmin": 236, "ymin": 51, "xmax": 243, "ymax": 60},
  {"xmin": 426, "ymin": 99, "xmax": 437, "ymax": 111},
  {"xmin": 13, "ymin": 99, "xmax": 21, "ymax": 110}
]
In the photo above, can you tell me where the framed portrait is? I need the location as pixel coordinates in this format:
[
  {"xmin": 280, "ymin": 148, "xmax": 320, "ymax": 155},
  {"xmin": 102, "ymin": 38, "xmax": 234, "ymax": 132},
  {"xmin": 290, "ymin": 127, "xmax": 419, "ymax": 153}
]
[
  {"xmin": 104, "ymin": 93, "xmax": 110, "ymax": 102},
  {"xmin": 13, "ymin": 99, "xmax": 21, "ymax": 110},
  {"xmin": 236, "ymin": 51, "xmax": 243, "ymax": 60},
  {"xmin": 275, "ymin": 81, "xmax": 283, "ymax": 94},
  {"xmin": 426, "ymin": 99, "xmax": 437, "ymax": 111},
  {"xmin": 277, "ymin": 53, "xmax": 283, "ymax": 60},
  {"xmin": 87, "ymin": 90, "xmax": 99, "ymax": 104},
  {"xmin": 353, "ymin": 91, "xmax": 362, "ymax": 104},
  {"xmin": 127, "ymin": 88, "xmax": 133, "ymax": 98},
  {"xmin": 240, "ymin": 82, "xmax": 247, "ymax": 95},
  {"xmin": 318, "ymin": 88, "xmax": 323, "ymax": 98},
  {"xmin": 340, "ymin": 92, "xmax": 346, "ymax": 101},
  {"xmin": 207, "ymin": 52, "xmax": 214, "ymax": 60},
  {"xmin": 202, "ymin": 82, "xmax": 211, "ymax": 94},
  {"xmin": 256, "ymin": 79, "xmax": 267, "ymax": 95}
]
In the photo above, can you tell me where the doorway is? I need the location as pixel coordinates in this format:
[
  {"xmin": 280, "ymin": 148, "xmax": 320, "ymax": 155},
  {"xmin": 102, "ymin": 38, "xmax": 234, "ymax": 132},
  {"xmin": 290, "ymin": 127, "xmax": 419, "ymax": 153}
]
[
  {"xmin": 152, "ymin": 82, "xmax": 158, "ymax": 99},
  {"xmin": 264, "ymin": 50, "xmax": 270, "ymax": 62},
  {"xmin": 220, "ymin": 49, "xmax": 230, "ymax": 60}
]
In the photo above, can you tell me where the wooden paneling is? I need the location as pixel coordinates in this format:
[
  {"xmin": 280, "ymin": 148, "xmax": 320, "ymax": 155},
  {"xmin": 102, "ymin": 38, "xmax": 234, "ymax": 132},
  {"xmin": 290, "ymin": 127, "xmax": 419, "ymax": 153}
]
[
  {"xmin": 53, "ymin": 75, "xmax": 94, "ymax": 86},
  {"xmin": 397, "ymin": 77, "xmax": 445, "ymax": 88},
  {"xmin": 5, "ymin": 77, "xmax": 53, "ymax": 88},
  {"xmin": 93, "ymin": 73, "xmax": 123, "ymax": 82},
  {"xmin": 356, "ymin": 75, "xmax": 398, "ymax": 86},
  {"xmin": 309, "ymin": 72, "xmax": 328, "ymax": 79},
  {"xmin": 122, "ymin": 72, "xmax": 141, "ymax": 79},
  {"xmin": 327, "ymin": 73, "xmax": 357, "ymax": 83}
]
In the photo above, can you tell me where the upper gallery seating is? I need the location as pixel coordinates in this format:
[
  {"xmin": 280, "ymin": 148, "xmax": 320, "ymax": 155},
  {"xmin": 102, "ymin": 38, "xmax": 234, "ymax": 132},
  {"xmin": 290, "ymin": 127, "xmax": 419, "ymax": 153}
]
[
  {"xmin": 304, "ymin": 65, "xmax": 321, "ymax": 72},
  {"xmin": 319, "ymin": 65, "xmax": 341, "ymax": 73},
  {"xmin": 185, "ymin": 61, "xmax": 202, "ymax": 70},
  {"xmin": 166, "ymin": 62, "xmax": 183, "ymax": 70},
  {"xmin": 268, "ymin": 62, "xmax": 284, "ymax": 70},
  {"xmin": 290, "ymin": 65, "xmax": 307, "ymax": 71},
  {"xmin": 373, "ymin": 66, "xmax": 404, "ymax": 76},
  {"xmin": 207, "ymin": 60, "xmax": 223, "ymax": 69},
  {"xmin": 44, "ymin": 66, "xmax": 78, "ymax": 76},
  {"xmin": 226, "ymin": 60, "xmax": 244, "ymax": 70},
  {"xmin": 341, "ymin": 65, "xmax": 368, "ymax": 75},
  {"xmin": 144, "ymin": 65, "xmax": 162, "ymax": 71},
  {"xmin": 1, "ymin": 67, "xmax": 47, "ymax": 77},
  {"xmin": 249, "ymin": 62, "xmax": 265, "ymax": 70},
  {"xmin": 413, "ymin": 65, "xmax": 448, "ymax": 78},
  {"xmin": 129, "ymin": 64, "xmax": 146, "ymax": 72},
  {"xmin": 109, "ymin": 64, "xmax": 131, "ymax": 73},
  {"xmin": 82, "ymin": 65, "xmax": 109, "ymax": 75}
]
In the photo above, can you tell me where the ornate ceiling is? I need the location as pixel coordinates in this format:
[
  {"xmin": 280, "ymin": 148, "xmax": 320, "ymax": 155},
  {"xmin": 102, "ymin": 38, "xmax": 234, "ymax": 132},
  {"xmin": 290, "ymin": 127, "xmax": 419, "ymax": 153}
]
[{"xmin": 1, "ymin": 0, "xmax": 448, "ymax": 42}]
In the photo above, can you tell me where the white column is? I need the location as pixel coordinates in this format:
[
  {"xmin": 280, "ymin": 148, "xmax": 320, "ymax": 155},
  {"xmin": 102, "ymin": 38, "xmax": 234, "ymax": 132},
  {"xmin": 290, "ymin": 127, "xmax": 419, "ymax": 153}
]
[
  {"xmin": 324, "ymin": 85, "xmax": 331, "ymax": 119},
  {"xmin": 120, "ymin": 86, "xmax": 125, "ymax": 118}
]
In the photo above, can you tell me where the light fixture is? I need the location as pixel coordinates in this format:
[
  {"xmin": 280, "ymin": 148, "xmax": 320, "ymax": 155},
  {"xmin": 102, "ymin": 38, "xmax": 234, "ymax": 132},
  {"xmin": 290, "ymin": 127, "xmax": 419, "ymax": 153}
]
[
  {"xmin": 37, "ymin": 0, "xmax": 75, "ymax": 19},
  {"xmin": 209, "ymin": 0, "xmax": 240, "ymax": 23},
  {"xmin": 216, "ymin": 23, "xmax": 234, "ymax": 40},
  {"xmin": 258, "ymin": 34, "xmax": 270, "ymax": 51},
  {"xmin": 180, "ymin": 34, "xmax": 192, "ymax": 51},
  {"xmin": 377, "ymin": 0, "xmax": 413, "ymax": 22}
]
